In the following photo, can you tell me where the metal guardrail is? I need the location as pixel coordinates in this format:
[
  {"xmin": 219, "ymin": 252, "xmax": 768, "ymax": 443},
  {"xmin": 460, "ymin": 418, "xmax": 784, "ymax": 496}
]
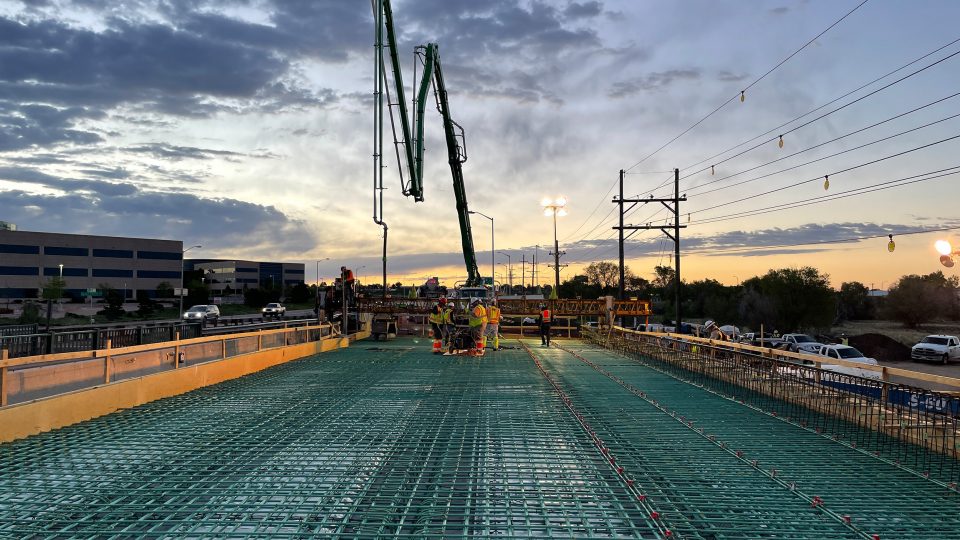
[
  {"xmin": 586, "ymin": 326, "xmax": 960, "ymax": 486},
  {"xmin": 0, "ymin": 324, "xmax": 39, "ymax": 337},
  {"xmin": 0, "ymin": 323, "xmax": 202, "ymax": 359},
  {"xmin": 356, "ymin": 296, "xmax": 651, "ymax": 316},
  {"xmin": 0, "ymin": 323, "xmax": 336, "ymax": 407}
]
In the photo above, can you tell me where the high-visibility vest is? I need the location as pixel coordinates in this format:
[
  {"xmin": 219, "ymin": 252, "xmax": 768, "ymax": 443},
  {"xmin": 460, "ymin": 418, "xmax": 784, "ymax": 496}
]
[
  {"xmin": 487, "ymin": 305, "xmax": 501, "ymax": 324},
  {"xmin": 442, "ymin": 307, "xmax": 453, "ymax": 324},
  {"xmin": 428, "ymin": 305, "xmax": 443, "ymax": 324},
  {"xmin": 541, "ymin": 309, "xmax": 551, "ymax": 323},
  {"xmin": 469, "ymin": 305, "xmax": 487, "ymax": 327}
]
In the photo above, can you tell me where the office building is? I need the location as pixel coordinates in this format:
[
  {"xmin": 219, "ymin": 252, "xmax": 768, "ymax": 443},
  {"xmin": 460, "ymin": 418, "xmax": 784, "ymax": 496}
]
[
  {"xmin": 0, "ymin": 229, "xmax": 182, "ymax": 299},
  {"xmin": 190, "ymin": 260, "xmax": 305, "ymax": 294}
]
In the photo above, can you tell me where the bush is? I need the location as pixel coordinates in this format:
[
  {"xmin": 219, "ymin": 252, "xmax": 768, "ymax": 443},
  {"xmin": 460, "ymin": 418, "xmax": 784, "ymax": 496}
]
[{"xmin": 18, "ymin": 301, "xmax": 40, "ymax": 324}]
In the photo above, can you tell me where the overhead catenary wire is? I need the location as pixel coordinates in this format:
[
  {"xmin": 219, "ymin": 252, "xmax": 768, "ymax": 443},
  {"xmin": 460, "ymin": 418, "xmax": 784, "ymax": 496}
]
[
  {"xmin": 692, "ymin": 134, "xmax": 960, "ymax": 215},
  {"xmin": 690, "ymin": 166, "xmax": 960, "ymax": 225},
  {"xmin": 689, "ymin": 111, "xmax": 960, "ymax": 197},
  {"xmin": 686, "ymin": 224, "xmax": 960, "ymax": 256},
  {"xmin": 680, "ymin": 36, "xmax": 960, "ymax": 177},
  {"xmin": 622, "ymin": 0, "xmax": 871, "ymax": 174}
]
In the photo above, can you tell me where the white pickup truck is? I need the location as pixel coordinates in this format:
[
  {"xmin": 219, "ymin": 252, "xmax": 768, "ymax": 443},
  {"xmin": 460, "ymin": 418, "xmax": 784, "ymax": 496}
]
[
  {"xmin": 815, "ymin": 344, "xmax": 881, "ymax": 380},
  {"xmin": 911, "ymin": 335, "xmax": 960, "ymax": 364}
]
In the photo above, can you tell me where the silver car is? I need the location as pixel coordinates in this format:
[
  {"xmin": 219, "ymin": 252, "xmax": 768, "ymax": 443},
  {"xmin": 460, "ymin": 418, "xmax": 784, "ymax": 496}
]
[{"xmin": 182, "ymin": 304, "xmax": 220, "ymax": 323}]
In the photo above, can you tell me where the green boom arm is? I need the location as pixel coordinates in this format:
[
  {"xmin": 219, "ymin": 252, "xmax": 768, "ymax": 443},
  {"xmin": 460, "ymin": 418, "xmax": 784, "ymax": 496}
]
[{"xmin": 378, "ymin": 0, "xmax": 483, "ymax": 286}]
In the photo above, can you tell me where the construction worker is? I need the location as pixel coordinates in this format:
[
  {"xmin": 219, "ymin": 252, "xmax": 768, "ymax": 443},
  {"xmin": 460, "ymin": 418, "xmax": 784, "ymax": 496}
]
[
  {"xmin": 538, "ymin": 303, "xmax": 552, "ymax": 347},
  {"xmin": 840, "ymin": 333, "xmax": 849, "ymax": 345},
  {"xmin": 468, "ymin": 298, "xmax": 487, "ymax": 355},
  {"xmin": 486, "ymin": 298, "xmax": 501, "ymax": 351},
  {"xmin": 428, "ymin": 298, "xmax": 445, "ymax": 354},
  {"xmin": 441, "ymin": 298, "xmax": 455, "ymax": 347}
]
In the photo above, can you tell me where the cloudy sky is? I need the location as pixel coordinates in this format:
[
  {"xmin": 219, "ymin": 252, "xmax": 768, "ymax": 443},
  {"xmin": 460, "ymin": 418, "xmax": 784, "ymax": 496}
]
[{"xmin": 1, "ymin": 0, "xmax": 959, "ymax": 289}]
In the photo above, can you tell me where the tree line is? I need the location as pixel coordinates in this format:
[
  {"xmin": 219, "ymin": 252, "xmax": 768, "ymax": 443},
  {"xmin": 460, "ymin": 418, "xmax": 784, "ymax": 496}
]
[{"xmin": 559, "ymin": 261, "xmax": 960, "ymax": 332}]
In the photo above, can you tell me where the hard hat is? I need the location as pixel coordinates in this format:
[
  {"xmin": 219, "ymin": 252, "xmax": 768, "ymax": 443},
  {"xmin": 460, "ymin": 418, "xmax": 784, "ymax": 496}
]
[{"xmin": 704, "ymin": 320, "xmax": 716, "ymax": 328}]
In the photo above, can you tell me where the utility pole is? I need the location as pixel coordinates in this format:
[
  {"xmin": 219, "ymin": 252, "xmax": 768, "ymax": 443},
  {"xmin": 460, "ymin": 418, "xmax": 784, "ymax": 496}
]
[{"xmin": 613, "ymin": 168, "xmax": 686, "ymax": 329}]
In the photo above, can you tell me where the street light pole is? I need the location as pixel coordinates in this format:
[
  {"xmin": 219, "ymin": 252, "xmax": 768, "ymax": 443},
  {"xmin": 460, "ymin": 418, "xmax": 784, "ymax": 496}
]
[
  {"xmin": 58, "ymin": 263, "xmax": 63, "ymax": 310},
  {"xmin": 469, "ymin": 211, "xmax": 494, "ymax": 288},
  {"xmin": 497, "ymin": 252, "xmax": 512, "ymax": 288},
  {"xmin": 541, "ymin": 197, "xmax": 568, "ymax": 293},
  {"xmin": 180, "ymin": 245, "xmax": 201, "ymax": 317}
]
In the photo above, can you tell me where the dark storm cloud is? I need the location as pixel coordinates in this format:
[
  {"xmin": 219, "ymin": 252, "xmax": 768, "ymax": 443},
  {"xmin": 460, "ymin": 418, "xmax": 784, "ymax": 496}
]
[
  {"xmin": 0, "ymin": 100, "xmax": 105, "ymax": 150},
  {"xmin": 0, "ymin": 165, "xmax": 138, "ymax": 196},
  {"xmin": 124, "ymin": 143, "xmax": 246, "ymax": 161},
  {"xmin": 564, "ymin": 2, "xmax": 603, "ymax": 19},
  {"xmin": 0, "ymin": 188, "xmax": 315, "ymax": 252},
  {"xmin": 609, "ymin": 69, "xmax": 701, "ymax": 98}
]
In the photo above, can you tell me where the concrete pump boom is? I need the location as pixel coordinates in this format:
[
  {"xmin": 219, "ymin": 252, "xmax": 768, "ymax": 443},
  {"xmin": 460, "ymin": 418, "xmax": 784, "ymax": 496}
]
[{"xmin": 375, "ymin": 0, "xmax": 483, "ymax": 287}]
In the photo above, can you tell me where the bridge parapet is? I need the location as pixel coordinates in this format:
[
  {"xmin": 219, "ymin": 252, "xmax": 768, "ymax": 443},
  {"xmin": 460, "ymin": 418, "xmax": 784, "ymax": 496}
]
[{"xmin": 356, "ymin": 297, "xmax": 651, "ymax": 317}]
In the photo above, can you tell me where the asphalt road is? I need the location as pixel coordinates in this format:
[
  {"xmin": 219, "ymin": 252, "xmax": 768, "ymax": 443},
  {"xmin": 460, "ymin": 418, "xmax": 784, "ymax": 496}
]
[{"xmin": 877, "ymin": 357, "xmax": 960, "ymax": 392}]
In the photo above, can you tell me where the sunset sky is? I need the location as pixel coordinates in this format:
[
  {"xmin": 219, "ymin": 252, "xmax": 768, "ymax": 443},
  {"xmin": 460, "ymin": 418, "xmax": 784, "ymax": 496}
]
[{"xmin": 1, "ymin": 0, "xmax": 959, "ymax": 289}]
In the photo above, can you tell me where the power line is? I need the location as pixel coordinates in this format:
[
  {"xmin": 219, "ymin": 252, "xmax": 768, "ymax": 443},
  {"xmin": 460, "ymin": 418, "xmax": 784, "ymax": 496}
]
[
  {"xmin": 690, "ymin": 111, "xmax": 960, "ymax": 197},
  {"xmin": 622, "ymin": 0, "xmax": 871, "ymax": 173},
  {"xmin": 692, "ymin": 134, "xmax": 960, "ymax": 215},
  {"xmin": 680, "ymin": 36, "xmax": 960, "ymax": 176},
  {"xmin": 686, "ymin": 225, "xmax": 960, "ymax": 256},
  {"xmin": 691, "ymin": 166, "xmax": 960, "ymax": 225}
]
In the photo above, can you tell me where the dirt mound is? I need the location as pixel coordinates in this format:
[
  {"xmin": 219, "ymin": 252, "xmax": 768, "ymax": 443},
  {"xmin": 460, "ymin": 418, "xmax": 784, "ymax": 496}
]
[{"xmin": 849, "ymin": 333, "xmax": 910, "ymax": 363}]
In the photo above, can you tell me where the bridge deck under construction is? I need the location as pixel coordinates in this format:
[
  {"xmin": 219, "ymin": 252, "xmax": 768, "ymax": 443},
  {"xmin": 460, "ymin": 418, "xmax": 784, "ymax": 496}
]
[{"xmin": 1, "ymin": 338, "xmax": 958, "ymax": 539}]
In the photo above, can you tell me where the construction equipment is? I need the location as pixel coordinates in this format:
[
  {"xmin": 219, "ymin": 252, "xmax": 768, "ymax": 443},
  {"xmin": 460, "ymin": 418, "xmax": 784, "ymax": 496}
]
[{"xmin": 374, "ymin": 0, "xmax": 483, "ymax": 287}]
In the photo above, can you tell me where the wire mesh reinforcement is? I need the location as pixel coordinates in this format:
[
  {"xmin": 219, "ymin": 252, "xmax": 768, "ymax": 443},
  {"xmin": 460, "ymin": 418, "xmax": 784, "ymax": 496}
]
[{"xmin": 1, "ymin": 338, "xmax": 958, "ymax": 538}]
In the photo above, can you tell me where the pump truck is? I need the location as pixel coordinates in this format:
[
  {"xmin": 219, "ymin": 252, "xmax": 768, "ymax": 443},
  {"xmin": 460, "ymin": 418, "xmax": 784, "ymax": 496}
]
[{"xmin": 373, "ymin": 0, "xmax": 486, "ymax": 292}]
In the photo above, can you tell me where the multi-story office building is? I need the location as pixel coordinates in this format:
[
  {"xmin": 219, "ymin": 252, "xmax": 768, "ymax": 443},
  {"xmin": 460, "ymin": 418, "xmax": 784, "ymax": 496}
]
[
  {"xmin": 190, "ymin": 260, "xmax": 305, "ymax": 294},
  {"xmin": 0, "ymin": 230, "xmax": 183, "ymax": 299}
]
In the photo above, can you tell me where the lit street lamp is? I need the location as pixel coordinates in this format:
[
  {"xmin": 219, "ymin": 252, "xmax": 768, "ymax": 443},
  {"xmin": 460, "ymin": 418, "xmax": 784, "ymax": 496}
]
[
  {"xmin": 469, "ymin": 210, "xmax": 494, "ymax": 288},
  {"xmin": 180, "ymin": 245, "xmax": 201, "ymax": 317},
  {"xmin": 541, "ymin": 196, "xmax": 568, "ymax": 293},
  {"xmin": 937, "ymin": 240, "xmax": 959, "ymax": 268}
]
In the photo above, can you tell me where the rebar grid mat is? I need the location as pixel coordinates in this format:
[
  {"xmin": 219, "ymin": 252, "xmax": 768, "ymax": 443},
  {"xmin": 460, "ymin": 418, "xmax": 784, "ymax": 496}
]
[
  {"xmin": 0, "ymin": 342, "xmax": 656, "ymax": 539},
  {"xmin": 1, "ymin": 339, "xmax": 958, "ymax": 539},
  {"xmin": 550, "ymin": 340, "xmax": 960, "ymax": 539}
]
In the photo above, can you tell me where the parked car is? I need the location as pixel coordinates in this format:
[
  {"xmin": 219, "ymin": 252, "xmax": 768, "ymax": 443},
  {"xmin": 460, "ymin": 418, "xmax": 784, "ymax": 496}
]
[
  {"xmin": 182, "ymin": 304, "xmax": 220, "ymax": 324},
  {"xmin": 781, "ymin": 333, "xmax": 823, "ymax": 354},
  {"xmin": 262, "ymin": 302, "xmax": 286, "ymax": 319},
  {"xmin": 815, "ymin": 344, "xmax": 881, "ymax": 380},
  {"xmin": 911, "ymin": 335, "xmax": 960, "ymax": 364}
]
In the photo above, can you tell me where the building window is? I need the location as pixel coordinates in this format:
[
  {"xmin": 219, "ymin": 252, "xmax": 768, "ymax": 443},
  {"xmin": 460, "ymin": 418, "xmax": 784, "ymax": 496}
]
[
  {"xmin": 93, "ymin": 249, "xmax": 134, "ymax": 258},
  {"xmin": 137, "ymin": 251, "xmax": 182, "ymax": 260},
  {"xmin": 0, "ymin": 244, "xmax": 39, "ymax": 254},
  {"xmin": 44, "ymin": 267, "xmax": 88, "ymax": 277},
  {"xmin": 92, "ymin": 269, "xmax": 134, "ymax": 278},
  {"xmin": 284, "ymin": 268, "xmax": 305, "ymax": 275},
  {"xmin": 44, "ymin": 246, "xmax": 89, "ymax": 257},
  {"xmin": 237, "ymin": 267, "xmax": 258, "ymax": 273},
  {"xmin": 137, "ymin": 270, "xmax": 181, "ymax": 279},
  {"xmin": 0, "ymin": 266, "xmax": 39, "ymax": 275}
]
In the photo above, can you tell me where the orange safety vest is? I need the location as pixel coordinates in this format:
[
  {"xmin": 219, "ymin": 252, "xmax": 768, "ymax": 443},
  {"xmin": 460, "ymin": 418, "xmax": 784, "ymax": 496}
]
[
  {"xmin": 541, "ymin": 309, "xmax": 551, "ymax": 323},
  {"xmin": 487, "ymin": 305, "xmax": 501, "ymax": 324}
]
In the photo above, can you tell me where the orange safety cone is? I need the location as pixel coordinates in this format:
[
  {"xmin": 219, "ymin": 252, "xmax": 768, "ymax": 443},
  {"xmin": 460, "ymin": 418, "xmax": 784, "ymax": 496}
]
[{"xmin": 432, "ymin": 339, "xmax": 442, "ymax": 354}]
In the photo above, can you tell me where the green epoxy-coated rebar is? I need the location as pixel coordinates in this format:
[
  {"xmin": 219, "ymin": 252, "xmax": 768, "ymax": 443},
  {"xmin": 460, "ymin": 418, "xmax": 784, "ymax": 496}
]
[{"xmin": 1, "ymin": 338, "xmax": 958, "ymax": 539}]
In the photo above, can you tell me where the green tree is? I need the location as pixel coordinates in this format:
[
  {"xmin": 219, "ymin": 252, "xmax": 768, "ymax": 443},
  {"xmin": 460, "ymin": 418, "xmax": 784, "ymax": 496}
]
[
  {"xmin": 136, "ymin": 290, "xmax": 157, "ymax": 318},
  {"xmin": 652, "ymin": 265, "xmax": 675, "ymax": 291},
  {"xmin": 837, "ymin": 281, "xmax": 872, "ymax": 321},
  {"xmin": 558, "ymin": 275, "xmax": 599, "ymax": 299},
  {"xmin": 18, "ymin": 301, "xmax": 40, "ymax": 324},
  {"xmin": 884, "ymin": 271, "xmax": 959, "ymax": 328},
  {"xmin": 583, "ymin": 261, "xmax": 620, "ymax": 290},
  {"xmin": 97, "ymin": 284, "xmax": 125, "ymax": 320},
  {"xmin": 289, "ymin": 283, "xmax": 311, "ymax": 304},
  {"xmin": 746, "ymin": 267, "xmax": 836, "ymax": 332},
  {"xmin": 155, "ymin": 282, "xmax": 174, "ymax": 299},
  {"xmin": 41, "ymin": 277, "xmax": 67, "ymax": 301}
]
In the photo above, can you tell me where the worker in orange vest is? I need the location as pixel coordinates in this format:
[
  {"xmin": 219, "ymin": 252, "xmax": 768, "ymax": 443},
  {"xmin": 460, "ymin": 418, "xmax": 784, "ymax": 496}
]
[
  {"xmin": 538, "ymin": 303, "xmax": 552, "ymax": 347},
  {"xmin": 485, "ymin": 298, "xmax": 501, "ymax": 350}
]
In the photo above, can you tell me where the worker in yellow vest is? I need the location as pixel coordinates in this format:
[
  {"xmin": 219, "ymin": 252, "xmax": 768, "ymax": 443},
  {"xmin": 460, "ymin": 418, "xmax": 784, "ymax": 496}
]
[
  {"xmin": 486, "ymin": 298, "xmax": 501, "ymax": 351},
  {"xmin": 441, "ymin": 299, "xmax": 455, "ymax": 348},
  {"xmin": 538, "ymin": 303, "xmax": 552, "ymax": 346},
  {"xmin": 428, "ymin": 298, "xmax": 446, "ymax": 354},
  {"xmin": 468, "ymin": 298, "xmax": 487, "ymax": 355}
]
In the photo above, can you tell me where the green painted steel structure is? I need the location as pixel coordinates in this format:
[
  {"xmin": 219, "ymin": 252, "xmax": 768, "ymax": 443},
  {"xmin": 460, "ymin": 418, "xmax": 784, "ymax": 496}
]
[{"xmin": 1, "ymin": 339, "xmax": 958, "ymax": 538}]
